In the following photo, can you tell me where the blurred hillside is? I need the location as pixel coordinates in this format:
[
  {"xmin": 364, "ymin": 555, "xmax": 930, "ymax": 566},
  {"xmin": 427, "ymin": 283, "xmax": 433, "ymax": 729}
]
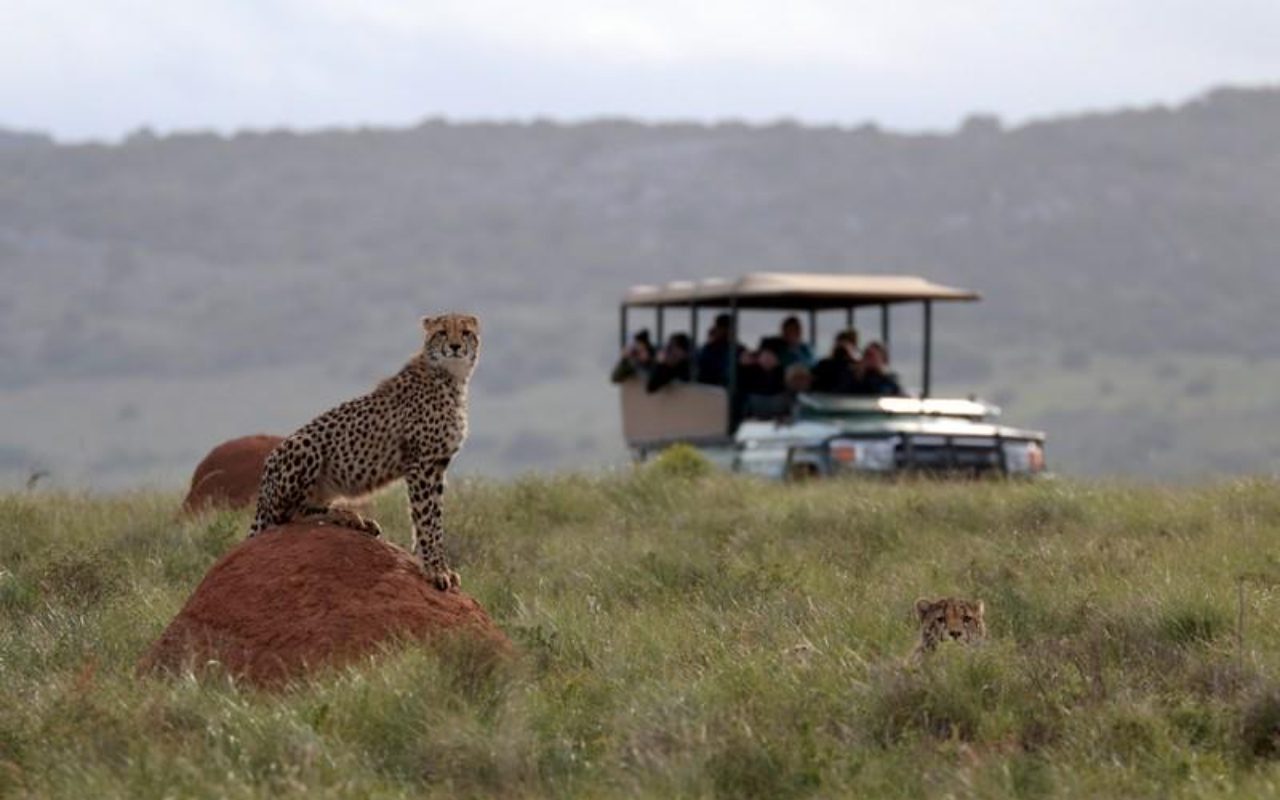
[{"xmin": 1, "ymin": 86, "xmax": 1278, "ymax": 486}]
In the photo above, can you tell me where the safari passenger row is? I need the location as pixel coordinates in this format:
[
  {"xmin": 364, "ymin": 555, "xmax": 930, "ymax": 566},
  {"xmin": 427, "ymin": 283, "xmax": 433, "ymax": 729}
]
[{"xmin": 611, "ymin": 313, "xmax": 902, "ymax": 423}]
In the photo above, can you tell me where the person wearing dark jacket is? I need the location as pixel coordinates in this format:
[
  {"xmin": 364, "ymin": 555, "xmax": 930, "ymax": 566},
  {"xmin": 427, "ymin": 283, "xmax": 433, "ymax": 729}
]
[
  {"xmin": 737, "ymin": 337, "xmax": 790, "ymax": 420},
  {"xmin": 696, "ymin": 313, "xmax": 745, "ymax": 387},
  {"xmin": 739, "ymin": 339, "xmax": 787, "ymax": 396},
  {"xmin": 811, "ymin": 329, "xmax": 860, "ymax": 394},
  {"xmin": 851, "ymin": 341, "xmax": 903, "ymax": 396},
  {"xmin": 779, "ymin": 316, "xmax": 815, "ymax": 369},
  {"xmin": 610, "ymin": 329, "xmax": 654, "ymax": 383},
  {"xmin": 646, "ymin": 332, "xmax": 693, "ymax": 393}
]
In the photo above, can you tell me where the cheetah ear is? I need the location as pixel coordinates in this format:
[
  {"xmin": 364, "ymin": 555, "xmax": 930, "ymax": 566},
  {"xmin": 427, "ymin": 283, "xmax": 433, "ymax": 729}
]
[
  {"xmin": 421, "ymin": 315, "xmax": 439, "ymax": 333},
  {"xmin": 914, "ymin": 597, "xmax": 934, "ymax": 621}
]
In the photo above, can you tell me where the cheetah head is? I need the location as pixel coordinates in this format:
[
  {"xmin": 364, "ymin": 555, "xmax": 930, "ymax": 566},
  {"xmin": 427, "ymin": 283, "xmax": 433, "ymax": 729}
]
[
  {"xmin": 422, "ymin": 313, "xmax": 481, "ymax": 378},
  {"xmin": 915, "ymin": 597, "xmax": 986, "ymax": 653}
]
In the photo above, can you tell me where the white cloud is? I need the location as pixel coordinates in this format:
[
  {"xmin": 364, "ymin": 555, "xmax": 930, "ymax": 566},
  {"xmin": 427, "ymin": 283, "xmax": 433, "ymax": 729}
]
[{"xmin": 1, "ymin": 0, "xmax": 1278, "ymax": 139}]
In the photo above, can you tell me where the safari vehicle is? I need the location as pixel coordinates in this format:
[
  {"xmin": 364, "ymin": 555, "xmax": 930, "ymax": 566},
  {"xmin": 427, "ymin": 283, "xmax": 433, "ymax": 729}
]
[{"xmin": 617, "ymin": 272, "xmax": 1047, "ymax": 478}]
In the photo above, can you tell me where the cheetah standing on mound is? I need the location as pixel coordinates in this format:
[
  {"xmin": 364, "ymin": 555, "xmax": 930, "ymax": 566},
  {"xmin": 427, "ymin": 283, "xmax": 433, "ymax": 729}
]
[{"xmin": 248, "ymin": 314, "xmax": 480, "ymax": 591}]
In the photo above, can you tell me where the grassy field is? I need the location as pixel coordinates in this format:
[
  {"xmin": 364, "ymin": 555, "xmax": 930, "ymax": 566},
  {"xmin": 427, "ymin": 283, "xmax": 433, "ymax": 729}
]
[{"xmin": 3, "ymin": 460, "xmax": 1280, "ymax": 798}]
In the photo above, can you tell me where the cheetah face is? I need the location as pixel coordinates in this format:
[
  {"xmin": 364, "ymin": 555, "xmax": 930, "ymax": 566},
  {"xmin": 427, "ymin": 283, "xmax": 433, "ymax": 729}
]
[
  {"xmin": 915, "ymin": 597, "xmax": 986, "ymax": 651},
  {"xmin": 422, "ymin": 313, "xmax": 481, "ymax": 376}
]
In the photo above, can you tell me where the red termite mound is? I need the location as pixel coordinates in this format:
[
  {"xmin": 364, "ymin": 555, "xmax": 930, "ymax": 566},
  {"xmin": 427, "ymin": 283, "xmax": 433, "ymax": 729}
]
[
  {"xmin": 138, "ymin": 523, "xmax": 511, "ymax": 688},
  {"xmin": 182, "ymin": 434, "xmax": 283, "ymax": 512}
]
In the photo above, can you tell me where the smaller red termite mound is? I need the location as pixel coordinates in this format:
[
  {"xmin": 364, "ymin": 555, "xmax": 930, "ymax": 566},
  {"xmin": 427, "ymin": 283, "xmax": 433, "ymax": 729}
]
[
  {"xmin": 139, "ymin": 524, "xmax": 511, "ymax": 688},
  {"xmin": 182, "ymin": 434, "xmax": 283, "ymax": 513}
]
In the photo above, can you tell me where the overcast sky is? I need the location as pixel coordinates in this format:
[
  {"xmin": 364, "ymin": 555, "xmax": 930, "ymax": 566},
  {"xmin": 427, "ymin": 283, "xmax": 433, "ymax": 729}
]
[{"xmin": 4, "ymin": 0, "xmax": 1279, "ymax": 141}]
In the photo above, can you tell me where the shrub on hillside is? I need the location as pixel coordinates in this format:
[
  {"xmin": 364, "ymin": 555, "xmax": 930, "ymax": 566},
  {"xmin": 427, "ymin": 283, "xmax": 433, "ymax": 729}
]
[{"xmin": 646, "ymin": 444, "xmax": 714, "ymax": 480}]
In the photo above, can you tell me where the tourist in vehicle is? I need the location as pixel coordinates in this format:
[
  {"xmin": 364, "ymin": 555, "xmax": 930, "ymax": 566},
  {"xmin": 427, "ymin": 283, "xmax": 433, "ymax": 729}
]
[
  {"xmin": 811, "ymin": 329, "xmax": 860, "ymax": 394},
  {"xmin": 739, "ymin": 338, "xmax": 787, "ymax": 396},
  {"xmin": 779, "ymin": 316, "xmax": 815, "ymax": 368},
  {"xmin": 696, "ymin": 313, "xmax": 745, "ymax": 387},
  {"xmin": 610, "ymin": 328, "xmax": 654, "ymax": 383},
  {"xmin": 785, "ymin": 363, "xmax": 813, "ymax": 395},
  {"xmin": 646, "ymin": 332, "xmax": 693, "ymax": 393},
  {"xmin": 851, "ymin": 341, "xmax": 904, "ymax": 396}
]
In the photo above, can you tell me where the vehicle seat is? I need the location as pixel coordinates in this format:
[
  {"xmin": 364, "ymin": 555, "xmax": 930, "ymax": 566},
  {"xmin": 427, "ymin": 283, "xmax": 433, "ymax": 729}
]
[{"xmin": 619, "ymin": 378, "xmax": 731, "ymax": 444}]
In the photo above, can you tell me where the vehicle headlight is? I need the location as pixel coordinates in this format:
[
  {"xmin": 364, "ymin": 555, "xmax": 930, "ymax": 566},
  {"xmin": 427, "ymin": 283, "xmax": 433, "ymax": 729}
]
[
  {"xmin": 829, "ymin": 438, "xmax": 897, "ymax": 472},
  {"xmin": 1003, "ymin": 440, "xmax": 1046, "ymax": 474}
]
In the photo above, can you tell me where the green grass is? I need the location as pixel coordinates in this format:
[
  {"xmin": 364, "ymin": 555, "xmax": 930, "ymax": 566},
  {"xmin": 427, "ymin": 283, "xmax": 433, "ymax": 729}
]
[{"xmin": 4, "ymin": 469, "xmax": 1280, "ymax": 798}]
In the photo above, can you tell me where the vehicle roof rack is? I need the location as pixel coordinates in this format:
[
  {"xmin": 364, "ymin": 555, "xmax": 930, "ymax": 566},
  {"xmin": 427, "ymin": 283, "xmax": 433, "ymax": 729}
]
[{"xmin": 622, "ymin": 272, "xmax": 979, "ymax": 309}]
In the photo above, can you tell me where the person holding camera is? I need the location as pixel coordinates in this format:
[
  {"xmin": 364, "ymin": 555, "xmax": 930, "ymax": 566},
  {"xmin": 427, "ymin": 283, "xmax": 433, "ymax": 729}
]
[
  {"xmin": 610, "ymin": 329, "xmax": 655, "ymax": 384},
  {"xmin": 646, "ymin": 332, "xmax": 694, "ymax": 393},
  {"xmin": 811, "ymin": 329, "xmax": 861, "ymax": 394},
  {"xmin": 851, "ymin": 341, "xmax": 904, "ymax": 396}
]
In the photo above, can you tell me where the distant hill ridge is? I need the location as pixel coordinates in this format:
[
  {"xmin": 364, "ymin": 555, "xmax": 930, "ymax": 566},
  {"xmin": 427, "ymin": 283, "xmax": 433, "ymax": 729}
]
[{"xmin": 1, "ymin": 85, "xmax": 1278, "ymax": 482}]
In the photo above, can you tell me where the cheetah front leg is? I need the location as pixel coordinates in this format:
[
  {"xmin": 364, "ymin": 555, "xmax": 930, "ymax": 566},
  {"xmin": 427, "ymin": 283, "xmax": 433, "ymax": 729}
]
[{"xmin": 406, "ymin": 459, "xmax": 459, "ymax": 591}]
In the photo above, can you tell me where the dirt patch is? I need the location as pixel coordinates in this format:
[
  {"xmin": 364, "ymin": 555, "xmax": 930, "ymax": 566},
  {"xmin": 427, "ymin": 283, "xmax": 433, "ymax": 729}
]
[
  {"xmin": 182, "ymin": 434, "xmax": 283, "ymax": 512},
  {"xmin": 138, "ymin": 523, "xmax": 511, "ymax": 688}
]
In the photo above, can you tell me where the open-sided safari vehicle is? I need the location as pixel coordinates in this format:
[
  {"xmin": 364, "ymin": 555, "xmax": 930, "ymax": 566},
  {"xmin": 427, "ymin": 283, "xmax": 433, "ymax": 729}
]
[{"xmin": 617, "ymin": 272, "xmax": 1047, "ymax": 478}]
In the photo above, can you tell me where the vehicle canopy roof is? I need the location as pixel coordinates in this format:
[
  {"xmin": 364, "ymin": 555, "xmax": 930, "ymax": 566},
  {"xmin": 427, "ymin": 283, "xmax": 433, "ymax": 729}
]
[{"xmin": 622, "ymin": 272, "xmax": 980, "ymax": 310}]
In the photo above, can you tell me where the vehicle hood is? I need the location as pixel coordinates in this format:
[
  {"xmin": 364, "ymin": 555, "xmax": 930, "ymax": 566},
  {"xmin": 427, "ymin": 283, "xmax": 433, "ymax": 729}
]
[{"xmin": 736, "ymin": 414, "xmax": 1046, "ymax": 446}]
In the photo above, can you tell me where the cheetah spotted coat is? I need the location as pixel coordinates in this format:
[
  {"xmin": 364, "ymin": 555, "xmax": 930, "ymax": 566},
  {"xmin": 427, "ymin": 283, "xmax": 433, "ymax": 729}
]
[{"xmin": 248, "ymin": 314, "xmax": 479, "ymax": 590}]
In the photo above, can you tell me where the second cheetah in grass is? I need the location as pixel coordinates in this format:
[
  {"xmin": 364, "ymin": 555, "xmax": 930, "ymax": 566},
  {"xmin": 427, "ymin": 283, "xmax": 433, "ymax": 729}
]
[{"xmin": 913, "ymin": 597, "xmax": 987, "ymax": 657}]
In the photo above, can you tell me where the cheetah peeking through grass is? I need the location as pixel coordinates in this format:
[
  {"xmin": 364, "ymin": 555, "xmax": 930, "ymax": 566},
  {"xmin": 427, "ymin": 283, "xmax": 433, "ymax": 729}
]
[
  {"xmin": 914, "ymin": 597, "xmax": 987, "ymax": 656},
  {"xmin": 248, "ymin": 314, "xmax": 479, "ymax": 591}
]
